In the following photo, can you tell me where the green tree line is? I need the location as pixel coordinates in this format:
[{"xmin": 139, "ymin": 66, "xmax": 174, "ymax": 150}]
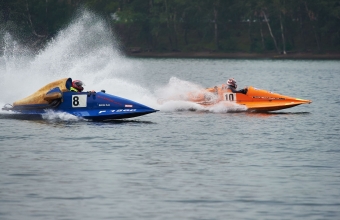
[{"xmin": 1, "ymin": 0, "xmax": 340, "ymax": 54}]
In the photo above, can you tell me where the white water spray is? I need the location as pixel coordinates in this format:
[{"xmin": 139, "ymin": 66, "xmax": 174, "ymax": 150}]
[
  {"xmin": 0, "ymin": 10, "xmax": 245, "ymax": 116},
  {"xmin": 0, "ymin": 11, "xmax": 153, "ymax": 106},
  {"xmin": 154, "ymin": 77, "xmax": 247, "ymax": 112}
]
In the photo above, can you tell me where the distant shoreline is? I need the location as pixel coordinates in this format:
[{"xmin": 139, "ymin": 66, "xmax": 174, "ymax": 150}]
[{"xmin": 125, "ymin": 51, "xmax": 340, "ymax": 60}]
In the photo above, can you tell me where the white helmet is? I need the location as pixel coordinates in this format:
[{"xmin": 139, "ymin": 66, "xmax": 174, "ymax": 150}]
[{"xmin": 227, "ymin": 78, "xmax": 237, "ymax": 89}]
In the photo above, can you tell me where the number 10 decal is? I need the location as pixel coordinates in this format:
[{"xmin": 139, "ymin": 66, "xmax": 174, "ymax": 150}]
[
  {"xmin": 72, "ymin": 95, "xmax": 87, "ymax": 107},
  {"xmin": 224, "ymin": 93, "xmax": 236, "ymax": 102}
]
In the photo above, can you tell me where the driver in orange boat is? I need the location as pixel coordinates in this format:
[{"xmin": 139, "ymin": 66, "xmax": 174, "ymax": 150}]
[
  {"xmin": 70, "ymin": 80, "xmax": 84, "ymax": 92},
  {"xmin": 226, "ymin": 78, "xmax": 247, "ymax": 94}
]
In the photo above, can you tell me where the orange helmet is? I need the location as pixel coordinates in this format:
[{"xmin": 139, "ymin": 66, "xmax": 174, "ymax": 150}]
[
  {"xmin": 227, "ymin": 78, "xmax": 237, "ymax": 89},
  {"xmin": 72, "ymin": 80, "xmax": 84, "ymax": 92}
]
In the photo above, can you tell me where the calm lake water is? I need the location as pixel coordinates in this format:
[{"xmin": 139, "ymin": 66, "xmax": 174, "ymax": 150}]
[{"xmin": 1, "ymin": 57, "xmax": 340, "ymax": 220}]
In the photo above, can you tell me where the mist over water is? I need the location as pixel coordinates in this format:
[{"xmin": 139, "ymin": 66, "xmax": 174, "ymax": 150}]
[{"xmin": 0, "ymin": 10, "xmax": 245, "ymax": 115}]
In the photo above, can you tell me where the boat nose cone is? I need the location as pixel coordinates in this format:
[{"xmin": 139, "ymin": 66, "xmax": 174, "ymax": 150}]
[{"xmin": 296, "ymin": 98, "xmax": 312, "ymax": 104}]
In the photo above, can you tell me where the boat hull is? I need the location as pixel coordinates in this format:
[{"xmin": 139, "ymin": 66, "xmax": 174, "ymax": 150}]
[
  {"xmin": 2, "ymin": 78, "xmax": 158, "ymax": 120},
  {"xmin": 187, "ymin": 86, "xmax": 312, "ymax": 112}
]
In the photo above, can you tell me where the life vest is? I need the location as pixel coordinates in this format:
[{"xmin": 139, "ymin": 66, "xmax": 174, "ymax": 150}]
[{"xmin": 70, "ymin": 87, "xmax": 78, "ymax": 92}]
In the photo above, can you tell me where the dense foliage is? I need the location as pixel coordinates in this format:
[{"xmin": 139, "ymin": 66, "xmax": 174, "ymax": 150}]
[{"xmin": 1, "ymin": 0, "xmax": 339, "ymax": 53}]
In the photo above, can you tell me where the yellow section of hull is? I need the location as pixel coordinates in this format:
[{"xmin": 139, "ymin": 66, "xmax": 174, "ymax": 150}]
[{"xmin": 13, "ymin": 78, "xmax": 71, "ymax": 106}]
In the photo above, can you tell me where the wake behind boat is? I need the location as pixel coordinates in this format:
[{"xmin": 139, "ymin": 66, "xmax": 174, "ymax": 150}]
[{"xmin": 2, "ymin": 78, "xmax": 158, "ymax": 120}]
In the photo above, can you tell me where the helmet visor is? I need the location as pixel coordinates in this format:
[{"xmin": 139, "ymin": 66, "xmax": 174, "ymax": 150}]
[{"xmin": 75, "ymin": 81, "xmax": 85, "ymax": 87}]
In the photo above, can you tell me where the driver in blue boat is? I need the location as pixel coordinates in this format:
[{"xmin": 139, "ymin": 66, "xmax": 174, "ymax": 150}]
[
  {"xmin": 70, "ymin": 80, "xmax": 85, "ymax": 92},
  {"xmin": 226, "ymin": 78, "xmax": 247, "ymax": 94}
]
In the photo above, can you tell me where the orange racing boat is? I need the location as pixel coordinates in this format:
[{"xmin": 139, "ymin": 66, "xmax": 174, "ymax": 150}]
[{"xmin": 183, "ymin": 85, "xmax": 312, "ymax": 112}]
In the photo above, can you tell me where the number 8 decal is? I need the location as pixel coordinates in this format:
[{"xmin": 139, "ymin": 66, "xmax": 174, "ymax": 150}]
[
  {"xmin": 72, "ymin": 95, "xmax": 87, "ymax": 107},
  {"xmin": 73, "ymin": 96, "xmax": 79, "ymax": 106}
]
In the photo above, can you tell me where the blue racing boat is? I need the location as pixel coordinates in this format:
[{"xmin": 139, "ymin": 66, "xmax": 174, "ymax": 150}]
[{"xmin": 2, "ymin": 78, "xmax": 158, "ymax": 120}]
